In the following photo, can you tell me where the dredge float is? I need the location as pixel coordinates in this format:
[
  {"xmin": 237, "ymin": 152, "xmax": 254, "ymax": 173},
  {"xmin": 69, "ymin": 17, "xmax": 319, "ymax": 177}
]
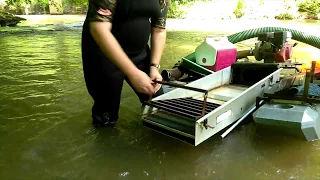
[{"xmin": 141, "ymin": 27, "xmax": 320, "ymax": 146}]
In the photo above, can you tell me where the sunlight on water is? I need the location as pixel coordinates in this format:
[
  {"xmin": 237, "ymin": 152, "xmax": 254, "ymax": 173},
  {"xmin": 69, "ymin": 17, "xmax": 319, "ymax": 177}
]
[{"xmin": 0, "ymin": 21, "xmax": 320, "ymax": 179}]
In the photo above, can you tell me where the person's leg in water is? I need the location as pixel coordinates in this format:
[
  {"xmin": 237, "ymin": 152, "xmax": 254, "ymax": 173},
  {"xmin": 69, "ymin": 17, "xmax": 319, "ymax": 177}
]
[{"xmin": 83, "ymin": 53, "xmax": 127, "ymax": 127}]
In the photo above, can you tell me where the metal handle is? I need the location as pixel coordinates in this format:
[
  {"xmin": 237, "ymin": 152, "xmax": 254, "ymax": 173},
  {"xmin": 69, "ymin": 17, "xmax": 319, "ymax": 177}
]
[{"xmin": 153, "ymin": 80, "xmax": 208, "ymax": 93}]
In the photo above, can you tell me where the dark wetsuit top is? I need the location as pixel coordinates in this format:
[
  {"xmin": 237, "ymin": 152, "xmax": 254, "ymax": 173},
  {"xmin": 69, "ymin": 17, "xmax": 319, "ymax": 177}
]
[{"xmin": 81, "ymin": 0, "xmax": 168, "ymax": 64}]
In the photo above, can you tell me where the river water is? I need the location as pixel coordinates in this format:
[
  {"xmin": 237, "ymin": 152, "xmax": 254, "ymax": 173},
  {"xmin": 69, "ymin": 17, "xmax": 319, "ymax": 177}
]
[{"xmin": 1, "ymin": 19, "xmax": 320, "ymax": 179}]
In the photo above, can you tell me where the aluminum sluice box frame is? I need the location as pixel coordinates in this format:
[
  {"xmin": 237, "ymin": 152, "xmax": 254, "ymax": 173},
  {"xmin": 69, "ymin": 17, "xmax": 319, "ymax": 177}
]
[{"xmin": 141, "ymin": 67, "xmax": 282, "ymax": 146}]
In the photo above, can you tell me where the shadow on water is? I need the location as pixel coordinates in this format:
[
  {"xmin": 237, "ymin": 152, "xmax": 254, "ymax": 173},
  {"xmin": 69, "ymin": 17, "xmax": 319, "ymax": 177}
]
[{"xmin": 0, "ymin": 21, "xmax": 320, "ymax": 179}]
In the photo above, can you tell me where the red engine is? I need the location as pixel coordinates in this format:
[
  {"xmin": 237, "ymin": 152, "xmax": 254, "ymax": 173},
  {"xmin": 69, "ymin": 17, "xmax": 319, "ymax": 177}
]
[
  {"xmin": 275, "ymin": 42, "xmax": 293, "ymax": 63},
  {"xmin": 253, "ymin": 31, "xmax": 296, "ymax": 63}
]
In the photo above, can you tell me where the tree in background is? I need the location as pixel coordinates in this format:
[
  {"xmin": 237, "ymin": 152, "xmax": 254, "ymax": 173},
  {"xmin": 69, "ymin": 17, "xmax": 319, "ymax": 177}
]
[
  {"xmin": 233, "ymin": 0, "xmax": 245, "ymax": 18},
  {"xmin": 297, "ymin": 0, "xmax": 320, "ymax": 19}
]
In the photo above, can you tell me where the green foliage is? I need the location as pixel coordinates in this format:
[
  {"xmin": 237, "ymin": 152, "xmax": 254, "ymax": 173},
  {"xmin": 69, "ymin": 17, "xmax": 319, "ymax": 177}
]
[
  {"xmin": 167, "ymin": 2, "xmax": 183, "ymax": 18},
  {"xmin": 62, "ymin": 0, "xmax": 87, "ymax": 14},
  {"xmin": 233, "ymin": 0, "xmax": 245, "ymax": 18},
  {"xmin": 4, "ymin": 0, "xmax": 87, "ymax": 14},
  {"xmin": 173, "ymin": 0, "xmax": 192, "ymax": 5},
  {"xmin": 297, "ymin": 0, "xmax": 320, "ymax": 19},
  {"xmin": 62, "ymin": 0, "xmax": 87, "ymax": 9},
  {"xmin": 5, "ymin": 0, "xmax": 30, "ymax": 4},
  {"xmin": 275, "ymin": 0, "xmax": 298, "ymax": 20},
  {"xmin": 259, "ymin": 0, "xmax": 264, "ymax": 5},
  {"xmin": 167, "ymin": 0, "xmax": 196, "ymax": 18},
  {"xmin": 4, "ymin": 0, "xmax": 49, "ymax": 14},
  {"xmin": 275, "ymin": 13, "xmax": 296, "ymax": 20}
]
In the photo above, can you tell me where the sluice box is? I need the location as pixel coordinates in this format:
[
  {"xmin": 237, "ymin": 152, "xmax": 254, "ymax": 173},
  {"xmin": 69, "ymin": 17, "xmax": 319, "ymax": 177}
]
[{"xmin": 141, "ymin": 63, "xmax": 282, "ymax": 146}]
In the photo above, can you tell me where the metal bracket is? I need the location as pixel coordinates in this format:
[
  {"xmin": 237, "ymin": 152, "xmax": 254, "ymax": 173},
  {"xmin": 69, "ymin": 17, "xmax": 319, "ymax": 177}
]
[{"xmin": 202, "ymin": 119, "xmax": 214, "ymax": 129}]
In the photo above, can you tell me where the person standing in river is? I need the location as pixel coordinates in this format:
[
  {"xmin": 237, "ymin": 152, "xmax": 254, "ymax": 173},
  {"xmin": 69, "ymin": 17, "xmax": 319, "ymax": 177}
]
[{"xmin": 81, "ymin": 0, "xmax": 168, "ymax": 127}]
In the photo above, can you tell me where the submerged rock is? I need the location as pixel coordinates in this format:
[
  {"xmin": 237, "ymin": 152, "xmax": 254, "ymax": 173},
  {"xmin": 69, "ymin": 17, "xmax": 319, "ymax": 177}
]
[{"xmin": 0, "ymin": 11, "xmax": 26, "ymax": 27}]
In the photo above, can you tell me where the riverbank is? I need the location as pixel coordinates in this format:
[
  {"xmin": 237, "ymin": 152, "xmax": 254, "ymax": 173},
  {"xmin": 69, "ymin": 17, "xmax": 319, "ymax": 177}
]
[
  {"xmin": 2, "ymin": 15, "xmax": 318, "ymax": 36},
  {"xmin": 0, "ymin": 11, "xmax": 26, "ymax": 26}
]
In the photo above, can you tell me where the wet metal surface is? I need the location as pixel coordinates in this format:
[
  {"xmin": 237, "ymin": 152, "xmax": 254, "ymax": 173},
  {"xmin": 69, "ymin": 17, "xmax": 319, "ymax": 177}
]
[{"xmin": 1, "ymin": 26, "xmax": 320, "ymax": 179}]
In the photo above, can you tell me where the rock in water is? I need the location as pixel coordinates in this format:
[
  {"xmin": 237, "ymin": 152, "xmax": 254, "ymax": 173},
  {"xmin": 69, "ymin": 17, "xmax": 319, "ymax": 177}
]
[{"xmin": 0, "ymin": 11, "xmax": 26, "ymax": 27}]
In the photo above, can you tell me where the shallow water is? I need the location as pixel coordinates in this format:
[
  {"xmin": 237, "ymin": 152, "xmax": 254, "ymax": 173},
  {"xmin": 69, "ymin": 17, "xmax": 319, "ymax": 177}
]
[{"xmin": 1, "ymin": 21, "xmax": 320, "ymax": 179}]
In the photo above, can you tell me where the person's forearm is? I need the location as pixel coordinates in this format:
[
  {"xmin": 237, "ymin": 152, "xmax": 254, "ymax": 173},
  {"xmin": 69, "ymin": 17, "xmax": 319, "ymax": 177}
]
[
  {"xmin": 150, "ymin": 27, "xmax": 166, "ymax": 65},
  {"xmin": 90, "ymin": 22, "xmax": 138, "ymax": 76}
]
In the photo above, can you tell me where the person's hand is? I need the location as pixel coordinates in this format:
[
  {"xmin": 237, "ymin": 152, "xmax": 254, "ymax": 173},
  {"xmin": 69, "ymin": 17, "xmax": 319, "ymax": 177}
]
[
  {"xmin": 128, "ymin": 69, "xmax": 155, "ymax": 95},
  {"xmin": 150, "ymin": 66, "xmax": 163, "ymax": 93}
]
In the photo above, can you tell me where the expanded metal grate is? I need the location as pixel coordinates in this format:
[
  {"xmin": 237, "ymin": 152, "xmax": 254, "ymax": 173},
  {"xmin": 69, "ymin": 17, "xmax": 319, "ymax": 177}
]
[
  {"xmin": 145, "ymin": 97, "xmax": 221, "ymax": 120},
  {"xmin": 143, "ymin": 80, "xmax": 223, "ymax": 120}
]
